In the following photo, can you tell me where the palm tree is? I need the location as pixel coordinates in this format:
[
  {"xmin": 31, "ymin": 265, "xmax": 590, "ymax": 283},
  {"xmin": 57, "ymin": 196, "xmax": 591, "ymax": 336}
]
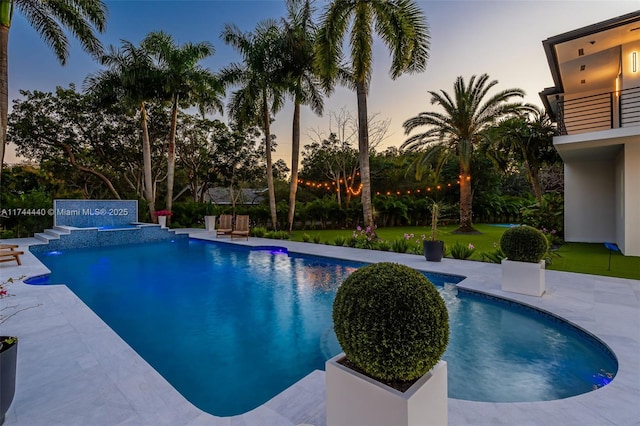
[
  {"xmin": 281, "ymin": 0, "xmax": 324, "ymax": 232},
  {"xmin": 85, "ymin": 41, "xmax": 162, "ymax": 219},
  {"xmin": 491, "ymin": 106, "xmax": 558, "ymax": 204},
  {"xmin": 0, "ymin": 0, "xmax": 107, "ymax": 182},
  {"xmin": 221, "ymin": 20, "xmax": 286, "ymax": 230},
  {"xmin": 141, "ymin": 31, "xmax": 224, "ymax": 217},
  {"xmin": 315, "ymin": 0, "xmax": 430, "ymax": 228},
  {"xmin": 402, "ymin": 74, "xmax": 526, "ymax": 233}
]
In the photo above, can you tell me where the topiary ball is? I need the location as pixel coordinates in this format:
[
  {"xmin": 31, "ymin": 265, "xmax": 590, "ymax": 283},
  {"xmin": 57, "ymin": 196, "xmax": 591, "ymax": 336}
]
[
  {"xmin": 332, "ymin": 262, "xmax": 449, "ymax": 382},
  {"xmin": 500, "ymin": 225, "xmax": 549, "ymax": 263}
]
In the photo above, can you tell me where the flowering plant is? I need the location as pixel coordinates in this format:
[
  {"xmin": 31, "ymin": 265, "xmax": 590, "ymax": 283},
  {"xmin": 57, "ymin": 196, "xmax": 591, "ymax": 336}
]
[
  {"xmin": 153, "ymin": 210, "xmax": 173, "ymax": 217},
  {"xmin": 350, "ymin": 225, "xmax": 378, "ymax": 249}
]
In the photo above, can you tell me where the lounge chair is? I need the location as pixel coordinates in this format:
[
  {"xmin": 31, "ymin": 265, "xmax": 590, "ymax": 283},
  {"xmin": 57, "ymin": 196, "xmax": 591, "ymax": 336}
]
[
  {"xmin": 216, "ymin": 214, "xmax": 233, "ymax": 237},
  {"xmin": 231, "ymin": 215, "xmax": 250, "ymax": 240},
  {"xmin": 0, "ymin": 245, "xmax": 23, "ymax": 266}
]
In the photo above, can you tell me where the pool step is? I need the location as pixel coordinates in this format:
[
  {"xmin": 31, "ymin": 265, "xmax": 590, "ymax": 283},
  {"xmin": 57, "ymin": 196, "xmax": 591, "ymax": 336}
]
[{"xmin": 35, "ymin": 227, "xmax": 72, "ymax": 243}]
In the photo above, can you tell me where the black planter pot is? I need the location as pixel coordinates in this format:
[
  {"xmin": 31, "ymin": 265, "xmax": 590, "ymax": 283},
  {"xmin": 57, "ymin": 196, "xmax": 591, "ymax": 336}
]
[
  {"xmin": 423, "ymin": 240, "xmax": 444, "ymax": 262},
  {"xmin": 0, "ymin": 337, "xmax": 18, "ymax": 426}
]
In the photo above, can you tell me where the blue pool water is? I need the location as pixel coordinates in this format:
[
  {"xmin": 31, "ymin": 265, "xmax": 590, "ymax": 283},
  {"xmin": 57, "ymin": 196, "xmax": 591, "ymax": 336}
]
[{"xmin": 31, "ymin": 240, "xmax": 617, "ymax": 416}]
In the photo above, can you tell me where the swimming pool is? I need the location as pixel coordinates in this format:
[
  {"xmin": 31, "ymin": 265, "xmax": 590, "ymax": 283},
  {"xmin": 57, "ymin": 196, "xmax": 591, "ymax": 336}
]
[{"xmin": 30, "ymin": 239, "xmax": 617, "ymax": 416}]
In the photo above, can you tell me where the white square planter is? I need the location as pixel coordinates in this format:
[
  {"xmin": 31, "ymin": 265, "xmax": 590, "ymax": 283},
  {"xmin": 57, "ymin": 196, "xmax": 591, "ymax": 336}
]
[
  {"xmin": 158, "ymin": 216, "xmax": 167, "ymax": 228},
  {"xmin": 501, "ymin": 259, "xmax": 546, "ymax": 297},
  {"xmin": 204, "ymin": 215, "xmax": 216, "ymax": 231},
  {"xmin": 326, "ymin": 354, "xmax": 447, "ymax": 426}
]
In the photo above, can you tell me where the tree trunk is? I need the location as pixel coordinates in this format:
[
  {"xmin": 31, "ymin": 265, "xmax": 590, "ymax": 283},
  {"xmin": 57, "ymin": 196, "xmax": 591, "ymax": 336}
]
[
  {"xmin": 0, "ymin": 21, "xmax": 9, "ymax": 187},
  {"xmin": 356, "ymin": 80, "xmax": 373, "ymax": 228},
  {"xmin": 263, "ymin": 90, "xmax": 277, "ymax": 230},
  {"xmin": 456, "ymin": 166, "xmax": 476, "ymax": 233},
  {"xmin": 140, "ymin": 102, "xmax": 156, "ymax": 219},
  {"xmin": 287, "ymin": 101, "xmax": 301, "ymax": 232},
  {"xmin": 166, "ymin": 96, "xmax": 179, "ymax": 222},
  {"xmin": 59, "ymin": 143, "xmax": 121, "ymax": 199},
  {"xmin": 525, "ymin": 160, "xmax": 543, "ymax": 205}
]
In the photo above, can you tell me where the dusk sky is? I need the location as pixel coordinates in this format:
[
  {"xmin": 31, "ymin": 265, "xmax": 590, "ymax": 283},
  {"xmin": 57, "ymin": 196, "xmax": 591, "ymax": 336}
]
[{"xmin": 7, "ymin": 1, "xmax": 639, "ymax": 166}]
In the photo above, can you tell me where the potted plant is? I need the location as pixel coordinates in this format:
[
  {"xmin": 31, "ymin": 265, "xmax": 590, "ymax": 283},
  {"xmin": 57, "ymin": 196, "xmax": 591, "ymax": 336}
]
[
  {"xmin": 153, "ymin": 210, "xmax": 172, "ymax": 228},
  {"xmin": 326, "ymin": 262, "xmax": 449, "ymax": 426},
  {"xmin": 500, "ymin": 225, "xmax": 549, "ymax": 297},
  {"xmin": 204, "ymin": 202, "xmax": 216, "ymax": 232},
  {"xmin": 1, "ymin": 275, "xmax": 36, "ymax": 425},
  {"xmin": 423, "ymin": 200, "xmax": 444, "ymax": 261}
]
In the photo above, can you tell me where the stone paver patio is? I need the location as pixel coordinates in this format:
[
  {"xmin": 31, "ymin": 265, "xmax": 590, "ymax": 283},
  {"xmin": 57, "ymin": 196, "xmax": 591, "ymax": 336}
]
[{"xmin": 1, "ymin": 230, "xmax": 639, "ymax": 425}]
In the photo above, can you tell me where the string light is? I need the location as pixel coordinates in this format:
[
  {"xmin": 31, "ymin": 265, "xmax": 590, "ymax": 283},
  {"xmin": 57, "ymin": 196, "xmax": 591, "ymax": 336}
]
[{"xmin": 299, "ymin": 177, "xmax": 469, "ymax": 196}]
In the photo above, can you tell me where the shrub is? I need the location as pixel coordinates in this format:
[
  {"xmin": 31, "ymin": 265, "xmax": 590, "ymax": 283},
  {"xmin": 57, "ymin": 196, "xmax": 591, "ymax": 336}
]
[
  {"xmin": 377, "ymin": 240, "xmax": 392, "ymax": 251},
  {"xmin": 251, "ymin": 226, "xmax": 267, "ymax": 238},
  {"xmin": 449, "ymin": 241, "xmax": 475, "ymax": 260},
  {"xmin": 333, "ymin": 235, "xmax": 346, "ymax": 246},
  {"xmin": 481, "ymin": 244, "xmax": 506, "ymax": 263},
  {"xmin": 410, "ymin": 244, "xmax": 423, "ymax": 255},
  {"xmin": 302, "ymin": 233, "xmax": 311, "ymax": 242},
  {"xmin": 500, "ymin": 225, "xmax": 548, "ymax": 263},
  {"xmin": 313, "ymin": 234, "xmax": 322, "ymax": 244},
  {"xmin": 391, "ymin": 238, "xmax": 410, "ymax": 253},
  {"xmin": 520, "ymin": 192, "xmax": 564, "ymax": 237},
  {"xmin": 333, "ymin": 262, "xmax": 449, "ymax": 382},
  {"xmin": 265, "ymin": 230, "xmax": 290, "ymax": 240}
]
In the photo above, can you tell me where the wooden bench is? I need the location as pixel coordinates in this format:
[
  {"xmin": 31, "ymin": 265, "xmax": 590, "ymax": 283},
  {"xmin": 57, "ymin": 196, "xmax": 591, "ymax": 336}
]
[
  {"xmin": 0, "ymin": 249, "xmax": 24, "ymax": 266},
  {"xmin": 0, "ymin": 244, "xmax": 23, "ymax": 266}
]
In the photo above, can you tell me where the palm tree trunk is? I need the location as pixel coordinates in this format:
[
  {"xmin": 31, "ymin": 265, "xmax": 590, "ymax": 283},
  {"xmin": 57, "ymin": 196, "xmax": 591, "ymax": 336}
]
[
  {"xmin": 356, "ymin": 80, "xmax": 374, "ymax": 228},
  {"xmin": 166, "ymin": 96, "xmax": 179, "ymax": 220},
  {"xmin": 525, "ymin": 160, "xmax": 543, "ymax": 204},
  {"xmin": 457, "ymin": 167, "xmax": 475, "ymax": 232},
  {"xmin": 140, "ymin": 102, "xmax": 156, "ymax": 219},
  {"xmin": 0, "ymin": 21, "xmax": 9, "ymax": 186},
  {"xmin": 287, "ymin": 101, "xmax": 301, "ymax": 232},
  {"xmin": 263, "ymin": 90, "xmax": 277, "ymax": 230}
]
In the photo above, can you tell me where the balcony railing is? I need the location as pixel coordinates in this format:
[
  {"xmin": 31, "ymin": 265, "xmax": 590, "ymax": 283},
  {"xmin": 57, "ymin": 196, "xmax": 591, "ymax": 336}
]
[{"xmin": 556, "ymin": 86, "xmax": 640, "ymax": 135}]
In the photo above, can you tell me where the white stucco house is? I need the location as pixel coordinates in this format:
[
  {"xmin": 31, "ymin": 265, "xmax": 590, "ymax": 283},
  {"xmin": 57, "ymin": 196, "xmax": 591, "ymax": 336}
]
[{"xmin": 540, "ymin": 11, "xmax": 640, "ymax": 256}]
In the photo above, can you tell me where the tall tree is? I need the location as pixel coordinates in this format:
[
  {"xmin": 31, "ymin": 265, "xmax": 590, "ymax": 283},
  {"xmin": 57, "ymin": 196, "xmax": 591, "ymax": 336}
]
[
  {"xmin": 141, "ymin": 31, "xmax": 224, "ymax": 217},
  {"xmin": 402, "ymin": 74, "xmax": 526, "ymax": 233},
  {"xmin": 0, "ymin": 0, "xmax": 107, "ymax": 184},
  {"xmin": 491, "ymin": 106, "xmax": 558, "ymax": 204},
  {"xmin": 281, "ymin": 0, "xmax": 324, "ymax": 232},
  {"xmin": 221, "ymin": 20, "xmax": 285, "ymax": 230},
  {"xmin": 315, "ymin": 0, "xmax": 430, "ymax": 228},
  {"xmin": 8, "ymin": 86, "xmax": 129, "ymax": 199},
  {"xmin": 85, "ymin": 40, "xmax": 162, "ymax": 219}
]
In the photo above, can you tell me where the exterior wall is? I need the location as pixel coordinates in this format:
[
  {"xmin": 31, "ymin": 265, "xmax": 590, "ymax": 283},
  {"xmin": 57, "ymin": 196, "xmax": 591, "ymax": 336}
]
[
  {"xmin": 615, "ymin": 150, "xmax": 625, "ymax": 253},
  {"xmin": 564, "ymin": 160, "xmax": 616, "ymax": 243},
  {"xmin": 621, "ymin": 41, "xmax": 640, "ymax": 90},
  {"xmin": 624, "ymin": 141, "xmax": 640, "ymax": 256}
]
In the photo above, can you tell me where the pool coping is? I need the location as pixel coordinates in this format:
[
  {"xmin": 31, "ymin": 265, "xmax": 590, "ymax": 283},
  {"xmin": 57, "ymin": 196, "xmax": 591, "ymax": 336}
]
[{"xmin": 1, "ymin": 231, "xmax": 638, "ymax": 425}]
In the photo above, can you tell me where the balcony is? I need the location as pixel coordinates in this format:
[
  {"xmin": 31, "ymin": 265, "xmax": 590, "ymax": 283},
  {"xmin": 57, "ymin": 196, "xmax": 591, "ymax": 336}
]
[{"xmin": 556, "ymin": 86, "xmax": 640, "ymax": 135}]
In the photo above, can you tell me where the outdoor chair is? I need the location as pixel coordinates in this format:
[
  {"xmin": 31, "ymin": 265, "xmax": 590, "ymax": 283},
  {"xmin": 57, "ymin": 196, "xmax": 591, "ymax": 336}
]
[
  {"xmin": 216, "ymin": 214, "xmax": 233, "ymax": 237},
  {"xmin": 0, "ymin": 244, "xmax": 23, "ymax": 266},
  {"xmin": 231, "ymin": 215, "xmax": 250, "ymax": 240}
]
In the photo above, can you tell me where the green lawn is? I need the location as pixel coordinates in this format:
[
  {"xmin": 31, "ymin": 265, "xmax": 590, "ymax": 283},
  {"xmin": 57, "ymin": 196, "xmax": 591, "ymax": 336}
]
[{"xmin": 288, "ymin": 225, "xmax": 640, "ymax": 280}]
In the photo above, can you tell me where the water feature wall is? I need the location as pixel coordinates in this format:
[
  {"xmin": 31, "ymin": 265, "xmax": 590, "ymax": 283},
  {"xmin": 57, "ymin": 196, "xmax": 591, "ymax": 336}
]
[{"xmin": 54, "ymin": 199, "xmax": 138, "ymax": 227}]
